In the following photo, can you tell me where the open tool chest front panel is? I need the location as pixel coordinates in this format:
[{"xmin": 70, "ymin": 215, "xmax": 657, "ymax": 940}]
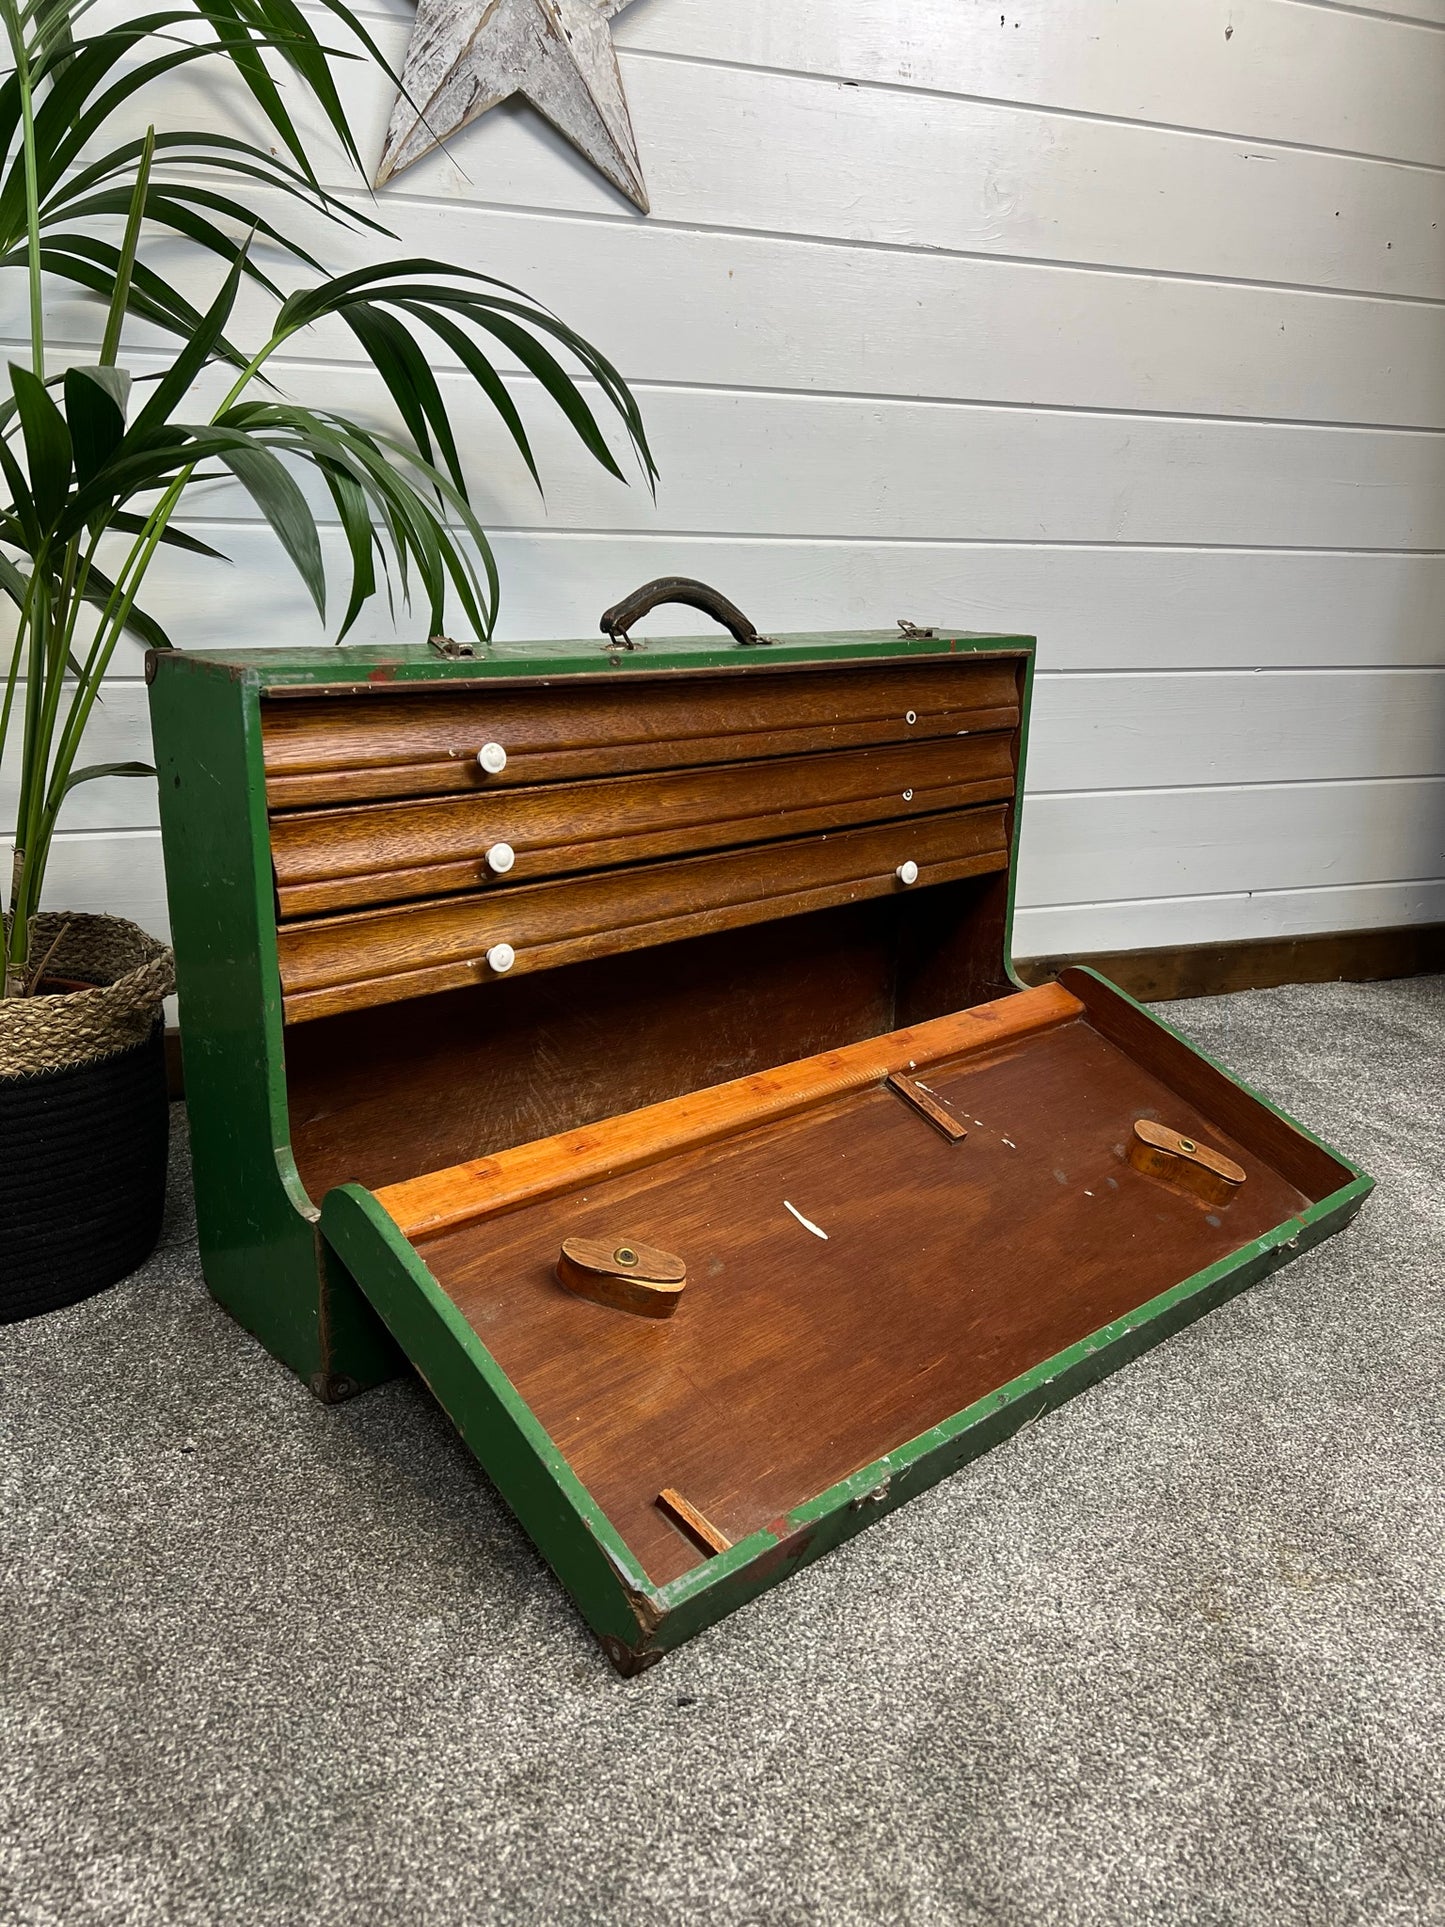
[{"xmin": 149, "ymin": 623, "xmax": 1371, "ymax": 1670}]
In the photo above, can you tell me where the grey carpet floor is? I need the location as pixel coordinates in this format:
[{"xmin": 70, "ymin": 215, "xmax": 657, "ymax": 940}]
[{"xmin": 2, "ymin": 976, "xmax": 1442, "ymax": 1927}]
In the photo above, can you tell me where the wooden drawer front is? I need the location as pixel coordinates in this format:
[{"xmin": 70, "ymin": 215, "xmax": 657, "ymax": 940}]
[
  {"xmin": 276, "ymin": 804, "xmax": 1010, "ymax": 1023},
  {"xmin": 261, "ymin": 657, "xmax": 1021, "ymax": 808},
  {"xmin": 270, "ymin": 733, "xmax": 1015, "ymax": 917}
]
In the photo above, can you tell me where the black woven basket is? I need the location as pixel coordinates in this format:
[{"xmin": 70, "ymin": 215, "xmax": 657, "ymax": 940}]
[{"xmin": 0, "ymin": 1019, "xmax": 170, "ymax": 1322}]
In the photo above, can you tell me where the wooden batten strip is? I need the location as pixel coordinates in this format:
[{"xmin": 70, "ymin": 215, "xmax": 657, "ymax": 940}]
[
  {"xmin": 886, "ymin": 1071, "xmax": 969, "ymax": 1142},
  {"xmin": 656, "ymin": 1489, "xmax": 733, "ymax": 1558},
  {"xmin": 374, "ymin": 981, "xmax": 1083, "ymax": 1243}
]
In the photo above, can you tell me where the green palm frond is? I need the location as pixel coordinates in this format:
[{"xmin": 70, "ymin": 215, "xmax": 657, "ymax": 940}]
[{"xmin": 0, "ymin": 0, "xmax": 655, "ymax": 993}]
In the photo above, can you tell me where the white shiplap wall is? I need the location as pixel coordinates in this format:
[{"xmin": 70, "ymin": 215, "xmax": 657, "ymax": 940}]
[{"xmin": 8, "ymin": 0, "xmax": 1445, "ymax": 956}]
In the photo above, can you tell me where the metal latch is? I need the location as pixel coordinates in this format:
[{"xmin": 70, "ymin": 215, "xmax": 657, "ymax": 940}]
[{"xmin": 428, "ymin": 633, "xmax": 475, "ymax": 658}]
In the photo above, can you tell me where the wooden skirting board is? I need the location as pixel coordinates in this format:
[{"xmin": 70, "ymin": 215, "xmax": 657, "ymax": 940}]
[
  {"xmin": 162, "ymin": 920, "xmax": 1444, "ymax": 1102},
  {"xmin": 1017, "ymin": 921, "xmax": 1445, "ymax": 1005}
]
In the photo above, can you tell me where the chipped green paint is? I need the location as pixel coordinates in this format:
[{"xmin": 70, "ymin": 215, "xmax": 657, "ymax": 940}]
[
  {"xmin": 322, "ymin": 1121, "xmax": 1369, "ymax": 1671},
  {"xmin": 149, "ymin": 630, "xmax": 1034, "ymax": 1397},
  {"xmin": 151, "ymin": 630, "xmax": 1373, "ymax": 1669}
]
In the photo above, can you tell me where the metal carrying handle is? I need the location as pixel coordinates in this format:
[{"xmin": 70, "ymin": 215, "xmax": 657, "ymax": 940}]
[{"xmin": 599, "ymin": 577, "xmax": 768, "ymax": 650}]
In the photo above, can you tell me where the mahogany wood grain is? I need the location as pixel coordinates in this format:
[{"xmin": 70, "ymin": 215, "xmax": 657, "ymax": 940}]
[
  {"xmin": 277, "ymin": 805, "xmax": 1011, "ymax": 1024},
  {"xmin": 375, "ymin": 982, "xmax": 1082, "ymax": 1240},
  {"xmin": 286, "ymin": 887, "xmax": 1007, "ymax": 1199},
  {"xmin": 415, "ymin": 1016, "xmax": 1321, "ymax": 1587},
  {"xmin": 261, "ymin": 657, "xmax": 1023, "ymax": 808},
  {"xmin": 270, "ymin": 733, "xmax": 1015, "ymax": 917}
]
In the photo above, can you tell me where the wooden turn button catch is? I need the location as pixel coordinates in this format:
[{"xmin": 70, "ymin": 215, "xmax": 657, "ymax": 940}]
[
  {"xmin": 886, "ymin": 1071, "xmax": 968, "ymax": 1142},
  {"xmin": 556, "ymin": 1236, "xmax": 687, "ymax": 1319},
  {"xmin": 1127, "ymin": 1119, "xmax": 1246, "ymax": 1208}
]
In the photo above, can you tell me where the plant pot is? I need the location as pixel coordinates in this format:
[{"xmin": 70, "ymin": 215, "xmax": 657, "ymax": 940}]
[{"xmin": 1, "ymin": 913, "xmax": 175, "ymax": 1323}]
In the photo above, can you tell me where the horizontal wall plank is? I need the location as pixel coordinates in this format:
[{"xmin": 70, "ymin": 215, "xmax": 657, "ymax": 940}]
[
  {"xmin": 79, "ymin": 533, "xmax": 1445, "ymax": 670},
  {"xmin": 40, "ymin": 832, "xmax": 173, "ymax": 940},
  {"xmin": 13, "ymin": 209, "xmax": 1445, "ymax": 430},
  {"xmin": 134, "ymin": 375, "xmax": 1445, "ymax": 551},
  {"xmin": 1014, "ymin": 877, "xmax": 1445, "ymax": 955},
  {"xmin": 609, "ymin": 0, "xmax": 1445, "ymax": 169},
  {"xmin": 178, "ymin": 22, "xmax": 1445, "ymax": 300},
  {"xmin": 337, "ymin": 0, "xmax": 1445, "ymax": 166},
  {"xmin": 1017, "ymin": 775, "xmax": 1445, "ymax": 905},
  {"xmin": 0, "ymin": 685, "xmax": 155, "ymax": 833},
  {"xmin": 35, "ymin": 343, "xmax": 1433, "ymax": 548},
  {"xmin": 1026, "ymin": 669, "xmax": 1445, "ymax": 789},
  {"xmin": 1298, "ymin": 1, "xmax": 1445, "ymax": 27}
]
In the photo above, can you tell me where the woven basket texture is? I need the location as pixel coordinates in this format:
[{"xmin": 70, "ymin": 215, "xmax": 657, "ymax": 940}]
[
  {"xmin": 0, "ymin": 912, "xmax": 173, "ymax": 1077},
  {"xmin": 1, "ymin": 1021, "xmax": 170, "ymax": 1320}
]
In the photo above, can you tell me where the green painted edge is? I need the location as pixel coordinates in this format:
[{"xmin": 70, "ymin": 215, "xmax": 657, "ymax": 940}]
[
  {"xmin": 153, "ymin": 631, "xmax": 1036, "ymax": 687},
  {"xmin": 1001, "ymin": 643, "xmax": 1035, "ymax": 990},
  {"xmin": 149, "ymin": 654, "xmax": 399, "ymax": 1392},
  {"xmin": 645, "ymin": 1172, "xmax": 1370, "ymax": 1652},
  {"xmin": 320, "ymin": 1183, "xmax": 659, "ymax": 1656},
  {"xmin": 1065, "ymin": 965, "xmax": 1373, "ymax": 1183},
  {"xmin": 323, "ymin": 1160, "xmax": 1369, "ymax": 1668}
]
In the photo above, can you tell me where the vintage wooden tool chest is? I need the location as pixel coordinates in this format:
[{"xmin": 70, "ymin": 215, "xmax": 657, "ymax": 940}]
[{"xmin": 148, "ymin": 585, "xmax": 1371, "ymax": 1673}]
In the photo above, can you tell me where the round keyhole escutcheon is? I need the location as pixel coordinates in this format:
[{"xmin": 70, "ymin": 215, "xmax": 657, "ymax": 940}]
[
  {"xmin": 477, "ymin": 742, "xmax": 507, "ymax": 775},
  {"xmin": 486, "ymin": 842, "xmax": 516, "ymax": 875},
  {"xmin": 486, "ymin": 942, "xmax": 516, "ymax": 974}
]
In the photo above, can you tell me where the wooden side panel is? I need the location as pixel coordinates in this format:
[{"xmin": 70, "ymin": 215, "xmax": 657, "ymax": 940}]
[
  {"xmin": 270, "ymin": 732, "xmax": 1015, "ymax": 916},
  {"xmin": 276, "ymin": 804, "xmax": 1011, "ymax": 1023},
  {"xmin": 260, "ymin": 656, "xmax": 1022, "ymax": 807}
]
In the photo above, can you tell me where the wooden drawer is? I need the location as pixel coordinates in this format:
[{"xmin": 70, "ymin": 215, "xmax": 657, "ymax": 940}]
[
  {"xmin": 270, "ymin": 733, "xmax": 1016, "ymax": 917},
  {"xmin": 262, "ymin": 656, "xmax": 1021, "ymax": 809},
  {"xmin": 276, "ymin": 804, "xmax": 1010, "ymax": 1023}
]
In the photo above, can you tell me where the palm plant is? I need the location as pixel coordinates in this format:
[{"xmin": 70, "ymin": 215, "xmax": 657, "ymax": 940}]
[{"xmin": 0, "ymin": 0, "xmax": 655, "ymax": 997}]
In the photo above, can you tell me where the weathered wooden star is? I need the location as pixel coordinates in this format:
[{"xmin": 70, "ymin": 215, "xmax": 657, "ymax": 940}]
[{"xmin": 377, "ymin": 0, "xmax": 650, "ymax": 213}]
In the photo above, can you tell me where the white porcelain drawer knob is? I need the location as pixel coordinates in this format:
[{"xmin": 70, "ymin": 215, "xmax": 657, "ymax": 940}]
[
  {"xmin": 486, "ymin": 842, "xmax": 516, "ymax": 875},
  {"xmin": 896, "ymin": 860, "xmax": 919, "ymax": 886},
  {"xmin": 486, "ymin": 942, "xmax": 516, "ymax": 974},
  {"xmin": 477, "ymin": 742, "xmax": 508, "ymax": 774}
]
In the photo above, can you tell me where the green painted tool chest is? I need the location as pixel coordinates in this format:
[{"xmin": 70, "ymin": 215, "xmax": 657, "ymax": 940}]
[{"xmin": 148, "ymin": 594, "xmax": 1371, "ymax": 1672}]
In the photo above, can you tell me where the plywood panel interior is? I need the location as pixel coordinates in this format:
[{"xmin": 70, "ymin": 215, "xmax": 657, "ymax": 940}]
[
  {"xmin": 287, "ymin": 876, "xmax": 1013, "ymax": 1199},
  {"xmin": 415, "ymin": 1014, "xmax": 1323, "ymax": 1587}
]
